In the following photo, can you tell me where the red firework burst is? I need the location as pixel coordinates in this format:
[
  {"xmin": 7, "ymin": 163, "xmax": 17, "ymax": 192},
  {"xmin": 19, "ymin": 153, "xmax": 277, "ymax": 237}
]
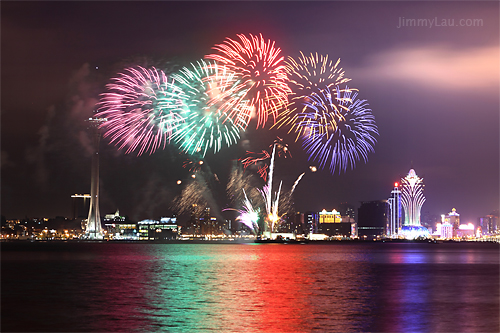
[{"xmin": 205, "ymin": 33, "xmax": 291, "ymax": 128}]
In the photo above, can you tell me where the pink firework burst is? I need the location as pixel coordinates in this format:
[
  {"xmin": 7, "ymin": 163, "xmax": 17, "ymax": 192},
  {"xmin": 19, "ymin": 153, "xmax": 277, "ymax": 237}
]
[{"xmin": 96, "ymin": 66, "xmax": 186, "ymax": 156}]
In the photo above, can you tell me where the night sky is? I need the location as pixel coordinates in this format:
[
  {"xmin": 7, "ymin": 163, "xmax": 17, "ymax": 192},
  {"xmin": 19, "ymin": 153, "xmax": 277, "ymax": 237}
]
[{"xmin": 2, "ymin": 1, "xmax": 499, "ymax": 224}]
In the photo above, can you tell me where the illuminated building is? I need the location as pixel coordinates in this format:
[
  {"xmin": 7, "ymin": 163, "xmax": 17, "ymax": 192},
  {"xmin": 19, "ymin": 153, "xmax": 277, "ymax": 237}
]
[
  {"xmin": 187, "ymin": 204, "xmax": 201, "ymax": 235},
  {"xmin": 441, "ymin": 222, "xmax": 453, "ymax": 239},
  {"xmin": 84, "ymin": 117, "xmax": 106, "ymax": 240},
  {"xmin": 104, "ymin": 209, "xmax": 125, "ymax": 223},
  {"xmin": 138, "ymin": 217, "xmax": 179, "ymax": 240},
  {"xmin": 104, "ymin": 222, "xmax": 137, "ymax": 240},
  {"xmin": 319, "ymin": 209, "xmax": 342, "ymax": 223},
  {"xmin": 401, "ymin": 169, "xmax": 425, "ymax": 226},
  {"xmin": 387, "ymin": 182, "xmax": 402, "ymax": 237},
  {"xmin": 103, "ymin": 209, "xmax": 134, "ymax": 240},
  {"xmin": 456, "ymin": 223, "xmax": 475, "ymax": 238},
  {"xmin": 479, "ymin": 215, "xmax": 498, "ymax": 235},
  {"xmin": 358, "ymin": 200, "xmax": 388, "ymax": 239},
  {"xmin": 400, "ymin": 169, "xmax": 428, "ymax": 239},
  {"xmin": 304, "ymin": 211, "xmax": 319, "ymax": 235},
  {"xmin": 444, "ymin": 208, "xmax": 460, "ymax": 229},
  {"xmin": 318, "ymin": 209, "xmax": 355, "ymax": 237}
]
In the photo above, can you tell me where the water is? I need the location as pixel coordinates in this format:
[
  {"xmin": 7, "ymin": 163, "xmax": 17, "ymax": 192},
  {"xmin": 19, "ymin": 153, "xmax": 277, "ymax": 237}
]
[{"xmin": 2, "ymin": 242, "xmax": 499, "ymax": 332}]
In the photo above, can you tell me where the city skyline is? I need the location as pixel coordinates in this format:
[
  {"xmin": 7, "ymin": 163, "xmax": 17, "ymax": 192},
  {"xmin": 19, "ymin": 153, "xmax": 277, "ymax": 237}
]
[{"xmin": 2, "ymin": 2, "xmax": 499, "ymax": 223}]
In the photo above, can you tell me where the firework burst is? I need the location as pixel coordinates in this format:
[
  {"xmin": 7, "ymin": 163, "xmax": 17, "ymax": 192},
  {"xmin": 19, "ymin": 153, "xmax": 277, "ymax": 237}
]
[
  {"xmin": 96, "ymin": 66, "xmax": 186, "ymax": 155},
  {"xmin": 286, "ymin": 52, "xmax": 350, "ymax": 92},
  {"xmin": 205, "ymin": 33, "xmax": 291, "ymax": 128},
  {"xmin": 300, "ymin": 87, "xmax": 378, "ymax": 174},
  {"xmin": 171, "ymin": 60, "xmax": 249, "ymax": 156},
  {"xmin": 273, "ymin": 53, "xmax": 352, "ymax": 136}
]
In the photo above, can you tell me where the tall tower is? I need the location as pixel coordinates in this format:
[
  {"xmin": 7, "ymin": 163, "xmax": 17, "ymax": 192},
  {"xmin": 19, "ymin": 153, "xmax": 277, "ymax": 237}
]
[
  {"xmin": 401, "ymin": 169, "xmax": 425, "ymax": 226},
  {"xmin": 85, "ymin": 117, "xmax": 106, "ymax": 239},
  {"xmin": 387, "ymin": 182, "xmax": 402, "ymax": 237}
]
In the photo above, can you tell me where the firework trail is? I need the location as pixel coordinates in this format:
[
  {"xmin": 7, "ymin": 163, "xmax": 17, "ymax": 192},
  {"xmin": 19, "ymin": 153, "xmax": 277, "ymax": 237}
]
[
  {"xmin": 171, "ymin": 60, "xmax": 249, "ymax": 156},
  {"xmin": 277, "ymin": 172, "xmax": 305, "ymax": 216},
  {"xmin": 300, "ymin": 87, "xmax": 378, "ymax": 174},
  {"xmin": 258, "ymin": 144, "xmax": 284, "ymax": 232},
  {"xmin": 291, "ymin": 172, "xmax": 305, "ymax": 194},
  {"xmin": 96, "ymin": 66, "xmax": 186, "ymax": 155},
  {"xmin": 205, "ymin": 33, "xmax": 291, "ymax": 128}
]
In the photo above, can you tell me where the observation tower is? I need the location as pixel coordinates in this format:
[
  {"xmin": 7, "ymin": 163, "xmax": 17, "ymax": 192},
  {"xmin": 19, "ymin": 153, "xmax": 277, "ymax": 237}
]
[{"xmin": 85, "ymin": 117, "xmax": 107, "ymax": 239}]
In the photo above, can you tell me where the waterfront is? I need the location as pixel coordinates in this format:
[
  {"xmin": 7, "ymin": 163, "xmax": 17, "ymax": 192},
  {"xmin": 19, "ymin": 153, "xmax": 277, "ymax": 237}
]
[{"xmin": 2, "ymin": 242, "xmax": 499, "ymax": 332}]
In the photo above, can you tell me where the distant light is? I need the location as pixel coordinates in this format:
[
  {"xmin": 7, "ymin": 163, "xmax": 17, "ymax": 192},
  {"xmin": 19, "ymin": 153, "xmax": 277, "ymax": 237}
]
[
  {"xmin": 394, "ymin": 182, "xmax": 398, "ymax": 187},
  {"xmin": 176, "ymin": 180, "xmax": 182, "ymax": 185},
  {"xmin": 95, "ymin": 66, "xmax": 99, "ymax": 70},
  {"xmin": 199, "ymin": 161, "xmax": 204, "ymax": 165},
  {"xmin": 309, "ymin": 166, "xmax": 317, "ymax": 172},
  {"xmin": 191, "ymin": 174, "xmax": 196, "ymax": 179}
]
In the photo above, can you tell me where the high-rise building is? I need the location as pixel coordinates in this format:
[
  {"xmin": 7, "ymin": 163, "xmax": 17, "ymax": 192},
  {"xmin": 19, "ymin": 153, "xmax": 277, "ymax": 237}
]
[
  {"xmin": 387, "ymin": 182, "xmax": 402, "ymax": 237},
  {"xmin": 304, "ymin": 211, "xmax": 319, "ymax": 235},
  {"xmin": 479, "ymin": 215, "xmax": 498, "ymax": 235},
  {"xmin": 401, "ymin": 169, "xmax": 425, "ymax": 226},
  {"xmin": 84, "ymin": 117, "xmax": 106, "ymax": 239},
  {"xmin": 338, "ymin": 202, "xmax": 356, "ymax": 221},
  {"xmin": 358, "ymin": 200, "xmax": 388, "ymax": 239},
  {"xmin": 400, "ymin": 169, "xmax": 429, "ymax": 239}
]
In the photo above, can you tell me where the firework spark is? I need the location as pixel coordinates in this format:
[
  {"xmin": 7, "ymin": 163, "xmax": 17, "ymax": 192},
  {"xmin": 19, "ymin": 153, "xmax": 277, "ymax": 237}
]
[
  {"xmin": 270, "ymin": 136, "xmax": 292, "ymax": 158},
  {"xmin": 300, "ymin": 87, "xmax": 378, "ymax": 174},
  {"xmin": 183, "ymin": 157, "xmax": 204, "ymax": 173},
  {"xmin": 205, "ymin": 33, "xmax": 291, "ymax": 128},
  {"xmin": 240, "ymin": 150, "xmax": 270, "ymax": 170},
  {"xmin": 240, "ymin": 137, "xmax": 292, "ymax": 181},
  {"xmin": 224, "ymin": 189, "xmax": 260, "ymax": 234}
]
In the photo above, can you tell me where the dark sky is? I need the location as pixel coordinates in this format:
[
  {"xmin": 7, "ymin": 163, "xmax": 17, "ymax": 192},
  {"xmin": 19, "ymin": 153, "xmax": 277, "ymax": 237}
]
[{"xmin": 2, "ymin": 1, "xmax": 499, "ymax": 224}]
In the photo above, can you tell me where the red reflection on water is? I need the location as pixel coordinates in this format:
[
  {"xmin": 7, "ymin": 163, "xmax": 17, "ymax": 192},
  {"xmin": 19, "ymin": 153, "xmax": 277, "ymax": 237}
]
[
  {"xmin": 250, "ymin": 245, "xmax": 313, "ymax": 332},
  {"xmin": 94, "ymin": 245, "xmax": 157, "ymax": 332}
]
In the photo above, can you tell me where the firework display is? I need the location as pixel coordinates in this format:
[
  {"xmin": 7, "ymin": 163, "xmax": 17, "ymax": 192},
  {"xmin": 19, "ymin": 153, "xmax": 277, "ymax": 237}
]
[
  {"xmin": 96, "ymin": 66, "xmax": 187, "ymax": 155},
  {"xmin": 95, "ymin": 33, "xmax": 379, "ymax": 235},
  {"xmin": 205, "ymin": 33, "xmax": 291, "ymax": 128},
  {"xmin": 300, "ymin": 87, "xmax": 378, "ymax": 174}
]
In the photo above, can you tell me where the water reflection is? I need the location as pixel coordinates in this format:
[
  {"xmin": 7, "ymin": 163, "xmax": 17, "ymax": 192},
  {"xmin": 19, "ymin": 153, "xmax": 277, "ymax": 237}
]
[{"xmin": 1, "ymin": 242, "xmax": 498, "ymax": 332}]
